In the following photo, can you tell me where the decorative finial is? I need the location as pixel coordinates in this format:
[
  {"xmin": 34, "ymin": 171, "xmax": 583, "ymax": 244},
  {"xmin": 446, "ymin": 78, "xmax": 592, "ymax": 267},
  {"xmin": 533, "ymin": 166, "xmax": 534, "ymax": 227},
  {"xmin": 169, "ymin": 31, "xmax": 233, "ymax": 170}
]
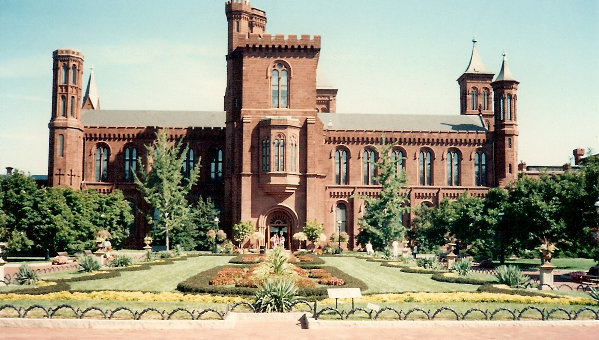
[{"xmin": 472, "ymin": 36, "xmax": 477, "ymax": 44}]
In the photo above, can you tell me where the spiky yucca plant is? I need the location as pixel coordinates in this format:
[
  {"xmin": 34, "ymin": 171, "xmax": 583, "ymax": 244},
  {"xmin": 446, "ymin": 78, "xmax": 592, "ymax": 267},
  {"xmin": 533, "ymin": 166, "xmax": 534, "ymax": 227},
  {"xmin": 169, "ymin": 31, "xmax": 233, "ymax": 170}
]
[
  {"xmin": 253, "ymin": 278, "xmax": 298, "ymax": 313},
  {"xmin": 452, "ymin": 258, "xmax": 471, "ymax": 276},
  {"xmin": 589, "ymin": 287, "xmax": 599, "ymax": 303},
  {"xmin": 16, "ymin": 264, "xmax": 40, "ymax": 285},
  {"xmin": 495, "ymin": 265, "xmax": 530, "ymax": 288},
  {"xmin": 79, "ymin": 255, "xmax": 101, "ymax": 272}
]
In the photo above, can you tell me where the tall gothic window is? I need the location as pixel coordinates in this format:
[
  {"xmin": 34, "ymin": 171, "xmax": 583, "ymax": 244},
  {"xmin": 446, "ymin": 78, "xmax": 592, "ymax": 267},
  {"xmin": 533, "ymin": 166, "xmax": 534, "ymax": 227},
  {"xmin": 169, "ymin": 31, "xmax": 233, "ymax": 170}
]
[
  {"xmin": 271, "ymin": 63, "xmax": 289, "ymax": 108},
  {"xmin": 124, "ymin": 146, "xmax": 137, "ymax": 182},
  {"xmin": 500, "ymin": 97, "xmax": 505, "ymax": 121},
  {"xmin": 71, "ymin": 65, "xmax": 77, "ymax": 84},
  {"xmin": 446, "ymin": 150, "xmax": 460, "ymax": 186},
  {"xmin": 95, "ymin": 146, "xmax": 109, "ymax": 182},
  {"xmin": 210, "ymin": 147, "xmax": 223, "ymax": 183},
  {"xmin": 261, "ymin": 138, "xmax": 270, "ymax": 172},
  {"xmin": 62, "ymin": 64, "xmax": 68, "ymax": 84},
  {"xmin": 419, "ymin": 149, "xmax": 432, "ymax": 186},
  {"xmin": 507, "ymin": 94, "xmax": 512, "ymax": 120},
  {"xmin": 482, "ymin": 89, "xmax": 489, "ymax": 110},
  {"xmin": 290, "ymin": 137, "xmax": 297, "ymax": 172},
  {"xmin": 335, "ymin": 148, "xmax": 348, "ymax": 185},
  {"xmin": 336, "ymin": 203, "xmax": 347, "ymax": 233},
  {"xmin": 392, "ymin": 149, "xmax": 405, "ymax": 177},
  {"xmin": 474, "ymin": 151, "xmax": 487, "ymax": 186},
  {"xmin": 273, "ymin": 137, "xmax": 285, "ymax": 171},
  {"xmin": 70, "ymin": 96, "xmax": 75, "ymax": 116},
  {"xmin": 61, "ymin": 96, "xmax": 67, "ymax": 117},
  {"xmin": 363, "ymin": 149, "xmax": 376, "ymax": 185},
  {"xmin": 182, "ymin": 148, "xmax": 194, "ymax": 178},
  {"xmin": 58, "ymin": 134, "xmax": 64, "ymax": 157},
  {"xmin": 470, "ymin": 88, "xmax": 477, "ymax": 110}
]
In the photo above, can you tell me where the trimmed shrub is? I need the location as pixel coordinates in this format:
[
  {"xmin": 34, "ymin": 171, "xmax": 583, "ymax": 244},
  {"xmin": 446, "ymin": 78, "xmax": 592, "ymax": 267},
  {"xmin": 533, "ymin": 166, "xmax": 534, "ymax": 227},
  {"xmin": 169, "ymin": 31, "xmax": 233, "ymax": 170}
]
[
  {"xmin": 253, "ymin": 278, "xmax": 297, "ymax": 313},
  {"xmin": 79, "ymin": 255, "xmax": 101, "ymax": 272},
  {"xmin": 159, "ymin": 251, "xmax": 173, "ymax": 259},
  {"xmin": 495, "ymin": 265, "xmax": 530, "ymax": 288},
  {"xmin": 452, "ymin": 258, "xmax": 471, "ymax": 276},
  {"xmin": 110, "ymin": 254, "xmax": 133, "ymax": 267},
  {"xmin": 16, "ymin": 264, "xmax": 40, "ymax": 285},
  {"xmin": 431, "ymin": 272, "xmax": 497, "ymax": 285},
  {"xmin": 417, "ymin": 257, "xmax": 442, "ymax": 270},
  {"xmin": 400, "ymin": 266, "xmax": 448, "ymax": 274}
]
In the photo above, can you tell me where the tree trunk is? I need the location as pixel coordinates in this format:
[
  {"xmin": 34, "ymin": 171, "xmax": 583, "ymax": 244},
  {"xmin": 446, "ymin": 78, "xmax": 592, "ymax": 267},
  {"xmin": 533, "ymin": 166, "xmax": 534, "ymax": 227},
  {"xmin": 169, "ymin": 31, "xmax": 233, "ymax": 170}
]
[{"xmin": 165, "ymin": 228, "xmax": 170, "ymax": 251}]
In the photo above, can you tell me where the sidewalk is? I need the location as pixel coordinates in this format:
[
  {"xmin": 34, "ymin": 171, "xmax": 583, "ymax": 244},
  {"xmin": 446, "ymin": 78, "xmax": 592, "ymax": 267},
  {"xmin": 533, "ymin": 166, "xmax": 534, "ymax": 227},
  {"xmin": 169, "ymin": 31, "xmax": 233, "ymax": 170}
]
[{"xmin": 0, "ymin": 313, "xmax": 597, "ymax": 340}]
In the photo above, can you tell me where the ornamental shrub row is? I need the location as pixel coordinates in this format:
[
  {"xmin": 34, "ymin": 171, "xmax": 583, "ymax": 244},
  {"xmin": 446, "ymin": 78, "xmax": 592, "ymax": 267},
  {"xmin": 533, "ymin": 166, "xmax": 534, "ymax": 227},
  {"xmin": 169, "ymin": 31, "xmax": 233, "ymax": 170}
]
[{"xmin": 431, "ymin": 273, "xmax": 497, "ymax": 285}]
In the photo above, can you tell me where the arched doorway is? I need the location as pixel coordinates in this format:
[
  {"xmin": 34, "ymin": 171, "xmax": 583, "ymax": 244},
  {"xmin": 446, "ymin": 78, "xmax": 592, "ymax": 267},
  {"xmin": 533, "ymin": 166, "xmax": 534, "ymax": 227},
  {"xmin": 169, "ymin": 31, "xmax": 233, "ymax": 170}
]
[{"xmin": 267, "ymin": 213, "xmax": 291, "ymax": 249}]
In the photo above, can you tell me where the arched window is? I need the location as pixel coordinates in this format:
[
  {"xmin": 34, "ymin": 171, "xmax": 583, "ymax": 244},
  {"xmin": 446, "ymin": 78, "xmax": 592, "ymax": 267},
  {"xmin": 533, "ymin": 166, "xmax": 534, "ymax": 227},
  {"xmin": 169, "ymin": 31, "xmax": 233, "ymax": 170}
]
[
  {"xmin": 482, "ymin": 89, "xmax": 489, "ymax": 110},
  {"xmin": 419, "ymin": 150, "xmax": 432, "ymax": 186},
  {"xmin": 507, "ymin": 94, "xmax": 512, "ymax": 120},
  {"xmin": 363, "ymin": 149, "xmax": 377, "ymax": 185},
  {"xmin": 392, "ymin": 148, "xmax": 405, "ymax": 177},
  {"xmin": 500, "ymin": 97, "xmax": 504, "ymax": 120},
  {"xmin": 61, "ymin": 96, "xmax": 67, "ymax": 117},
  {"xmin": 446, "ymin": 150, "xmax": 460, "ymax": 186},
  {"xmin": 335, "ymin": 148, "xmax": 348, "ymax": 185},
  {"xmin": 95, "ymin": 145, "xmax": 109, "ymax": 182},
  {"xmin": 271, "ymin": 63, "xmax": 289, "ymax": 108},
  {"xmin": 290, "ymin": 137, "xmax": 297, "ymax": 172},
  {"xmin": 210, "ymin": 148, "xmax": 223, "ymax": 183},
  {"xmin": 70, "ymin": 96, "xmax": 75, "ymax": 117},
  {"xmin": 273, "ymin": 137, "xmax": 285, "ymax": 171},
  {"xmin": 261, "ymin": 138, "xmax": 270, "ymax": 172},
  {"xmin": 58, "ymin": 134, "xmax": 64, "ymax": 157},
  {"xmin": 474, "ymin": 151, "xmax": 487, "ymax": 186},
  {"xmin": 336, "ymin": 203, "xmax": 347, "ymax": 233},
  {"xmin": 182, "ymin": 148, "xmax": 194, "ymax": 178},
  {"xmin": 71, "ymin": 65, "xmax": 77, "ymax": 84},
  {"xmin": 124, "ymin": 146, "xmax": 137, "ymax": 182},
  {"xmin": 62, "ymin": 64, "xmax": 68, "ymax": 84},
  {"xmin": 470, "ymin": 88, "xmax": 477, "ymax": 110}
]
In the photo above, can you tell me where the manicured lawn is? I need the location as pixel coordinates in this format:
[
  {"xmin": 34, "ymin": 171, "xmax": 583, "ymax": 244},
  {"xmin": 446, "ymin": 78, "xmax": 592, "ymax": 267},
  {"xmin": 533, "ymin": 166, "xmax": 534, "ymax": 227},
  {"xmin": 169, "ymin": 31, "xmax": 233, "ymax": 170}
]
[
  {"xmin": 68, "ymin": 256, "xmax": 234, "ymax": 292},
  {"xmin": 496, "ymin": 258, "xmax": 596, "ymax": 270},
  {"xmin": 323, "ymin": 257, "xmax": 479, "ymax": 293}
]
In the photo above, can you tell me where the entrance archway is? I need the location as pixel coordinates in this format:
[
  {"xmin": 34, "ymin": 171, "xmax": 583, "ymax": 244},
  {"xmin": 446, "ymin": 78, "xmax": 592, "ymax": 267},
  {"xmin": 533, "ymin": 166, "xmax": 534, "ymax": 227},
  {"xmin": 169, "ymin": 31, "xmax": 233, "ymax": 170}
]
[{"xmin": 260, "ymin": 206, "xmax": 298, "ymax": 250}]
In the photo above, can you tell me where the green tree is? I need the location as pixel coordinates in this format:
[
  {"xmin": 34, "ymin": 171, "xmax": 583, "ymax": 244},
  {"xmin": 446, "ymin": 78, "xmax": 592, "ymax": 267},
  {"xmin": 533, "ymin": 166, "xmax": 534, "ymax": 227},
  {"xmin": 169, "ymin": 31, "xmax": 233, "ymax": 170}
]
[
  {"xmin": 0, "ymin": 171, "xmax": 38, "ymax": 254},
  {"xmin": 134, "ymin": 129, "xmax": 201, "ymax": 251},
  {"xmin": 302, "ymin": 219, "xmax": 324, "ymax": 247},
  {"xmin": 233, "ymin": 221, "xmax": 256, "ymax": 251},
  {"xmin": 356, "ymin": 139, "xmax": 410, "ymax": 250},
  {"xmin": 181, "ymin": 197, "xmax": 220, "ymax": 250}
]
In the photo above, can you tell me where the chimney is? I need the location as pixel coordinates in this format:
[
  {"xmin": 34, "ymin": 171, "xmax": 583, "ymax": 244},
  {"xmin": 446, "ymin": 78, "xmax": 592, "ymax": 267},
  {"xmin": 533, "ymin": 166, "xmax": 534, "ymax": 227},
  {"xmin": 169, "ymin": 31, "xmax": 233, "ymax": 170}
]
[
  {"xmin": 5, "ymin": 167, "xmax": 13, "ymax": 175},
  {"xmin": 573, "ymin": 148, "xmax": 585, "ymax": 165}
]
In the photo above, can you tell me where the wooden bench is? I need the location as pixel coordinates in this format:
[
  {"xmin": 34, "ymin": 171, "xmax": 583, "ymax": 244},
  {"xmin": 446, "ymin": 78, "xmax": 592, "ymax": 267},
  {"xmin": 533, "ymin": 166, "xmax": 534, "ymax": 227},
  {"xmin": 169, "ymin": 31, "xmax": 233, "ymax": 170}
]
[{"xmin": 327, "ymin": 288, "xmax": 362, "ymax": 309}]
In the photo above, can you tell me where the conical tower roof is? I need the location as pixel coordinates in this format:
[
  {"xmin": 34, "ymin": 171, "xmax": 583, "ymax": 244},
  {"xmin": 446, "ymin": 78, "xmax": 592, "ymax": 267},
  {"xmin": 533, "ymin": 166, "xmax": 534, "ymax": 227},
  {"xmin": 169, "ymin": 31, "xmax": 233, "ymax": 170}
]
[
  {"xmin": 464, "ymin": 37, "xmax": 492, "ymax": 74},
  {"xmin": 82, "ymin": 67, "xmax": 100, "ymax": 109},
  {"xmin": 494, "ymin": 52, "xmax": 517, "ymax": 82}
]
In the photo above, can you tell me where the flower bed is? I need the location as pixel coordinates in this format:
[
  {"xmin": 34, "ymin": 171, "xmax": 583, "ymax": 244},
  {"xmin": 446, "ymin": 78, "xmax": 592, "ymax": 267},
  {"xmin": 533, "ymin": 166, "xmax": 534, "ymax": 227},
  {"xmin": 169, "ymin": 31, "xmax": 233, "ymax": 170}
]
[
  {"xmin": 177, "ymin": 265, "xmax": 367, "ymax": 298},
  {"xmin": 208, "ymin": 266, "xmax": 342, "ymax": 289}
]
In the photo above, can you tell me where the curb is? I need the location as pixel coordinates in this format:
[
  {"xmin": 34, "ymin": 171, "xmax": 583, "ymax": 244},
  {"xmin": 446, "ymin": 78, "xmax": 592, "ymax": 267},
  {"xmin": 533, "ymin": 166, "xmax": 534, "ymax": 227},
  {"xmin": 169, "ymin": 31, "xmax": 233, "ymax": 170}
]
[{"xmin": 306, "ymin": 319, "xmax": 599, "ymax": 329}]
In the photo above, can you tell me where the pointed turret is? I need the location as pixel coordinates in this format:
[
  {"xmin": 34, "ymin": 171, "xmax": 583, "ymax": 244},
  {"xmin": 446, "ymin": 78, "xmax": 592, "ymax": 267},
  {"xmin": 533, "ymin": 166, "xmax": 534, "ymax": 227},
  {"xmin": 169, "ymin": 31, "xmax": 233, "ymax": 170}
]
[
  {"xmin": 494, "ymin": 52, "xmax": 517, "ymax": 82},
  {"xmin": 82, "ymin": 68, "xmax": 100, "ymax": 110},
  {"xmin": 457, "ymin": 38, "xmax": 494, "ymax": 122}
]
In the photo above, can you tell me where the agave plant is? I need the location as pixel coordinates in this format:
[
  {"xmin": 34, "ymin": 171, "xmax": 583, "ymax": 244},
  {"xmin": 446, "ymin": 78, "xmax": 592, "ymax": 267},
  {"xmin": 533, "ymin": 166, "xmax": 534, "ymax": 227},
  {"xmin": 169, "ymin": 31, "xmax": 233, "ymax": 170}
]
[
  {"xmin": 79, "ymin": 255, "xmax": 101, "ymax": 272},
  {"xmin": 253, "ymin": 278, "xmax": 298, "ymax": 313},
  {"xmin": 452, "ymin": 258, "xmax": 471, "ymax": 276},
  {"xmin": 589, "ymin": 287, "xmax": 599, "ymax": 303}
]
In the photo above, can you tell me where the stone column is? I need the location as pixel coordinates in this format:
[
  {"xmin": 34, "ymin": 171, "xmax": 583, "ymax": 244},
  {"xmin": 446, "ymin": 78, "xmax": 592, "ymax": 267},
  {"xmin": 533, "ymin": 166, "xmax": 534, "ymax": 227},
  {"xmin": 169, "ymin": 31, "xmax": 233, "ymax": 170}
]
[{"xmin": 538, "ymin": 262, "xmax": 556, "ymax": 290}]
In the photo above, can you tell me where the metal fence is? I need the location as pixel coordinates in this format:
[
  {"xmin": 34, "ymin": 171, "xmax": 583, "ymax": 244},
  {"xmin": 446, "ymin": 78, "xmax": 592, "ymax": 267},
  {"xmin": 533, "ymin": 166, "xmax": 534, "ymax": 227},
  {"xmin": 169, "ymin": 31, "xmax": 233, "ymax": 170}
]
[{"xmin": 0, "ymin": 302, "xmax": 597, "ymax": 321}]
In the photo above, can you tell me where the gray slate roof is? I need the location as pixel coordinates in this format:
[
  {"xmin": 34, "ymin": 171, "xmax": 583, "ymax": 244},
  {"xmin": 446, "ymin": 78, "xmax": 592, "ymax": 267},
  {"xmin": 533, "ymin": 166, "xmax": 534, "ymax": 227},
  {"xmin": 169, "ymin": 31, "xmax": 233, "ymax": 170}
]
[
  {"xmin": 82, "ymin": 109, "xmax": 486, "ymax": 133},
  {"xmin": 82, "ymin": 110, "xmax": 226, "ymax": 128},
  {"xmin": 318, "ymin": 112, "xmax": 486, "ymax": 132}
]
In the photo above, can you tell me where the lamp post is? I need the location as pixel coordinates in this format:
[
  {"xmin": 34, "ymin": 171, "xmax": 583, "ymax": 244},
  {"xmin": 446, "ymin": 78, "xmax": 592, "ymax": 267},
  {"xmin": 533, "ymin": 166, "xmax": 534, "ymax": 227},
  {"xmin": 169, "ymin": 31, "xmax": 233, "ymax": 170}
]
[
  {"xmin": 497, "ymin": 211, "xmax": 505, "ymax": 264},
  {"xmin": 212, "ymin": 217, "xmax": 219, "ymax": 253},
  {"xmin": 336, "ymin": 220, "xmax": 342, "ymax": 254}
]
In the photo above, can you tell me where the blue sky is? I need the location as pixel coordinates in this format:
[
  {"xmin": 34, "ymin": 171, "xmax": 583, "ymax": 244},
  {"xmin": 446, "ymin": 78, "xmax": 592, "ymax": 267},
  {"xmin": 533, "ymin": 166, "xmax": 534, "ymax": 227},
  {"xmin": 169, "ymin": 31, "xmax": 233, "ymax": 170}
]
[{"xmin": 1, "ymin": 0, "xmax": 598, "ymax": 175}]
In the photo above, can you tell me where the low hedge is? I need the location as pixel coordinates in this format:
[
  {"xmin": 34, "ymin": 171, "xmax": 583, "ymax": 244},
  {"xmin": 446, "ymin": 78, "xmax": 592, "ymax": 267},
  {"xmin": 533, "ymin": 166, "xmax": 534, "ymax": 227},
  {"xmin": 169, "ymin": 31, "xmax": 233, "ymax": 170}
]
[
  {"xmin": 399, "ymin": 266, "xmax": 448, "ymax": 274},
  {"xmin": 176, "ymin": 265, "xmax": 367, "ymax": 299},
  {"xmin": 228, "ymin": 253, "xmax": 325, "ymax": 268},
  {"xmin": 431, "ymin": 272, "xmax": 497, "ymax": 285},
  {"xmin": 477, "ymin": 284, "xmax": 563, "ymax": 298}
]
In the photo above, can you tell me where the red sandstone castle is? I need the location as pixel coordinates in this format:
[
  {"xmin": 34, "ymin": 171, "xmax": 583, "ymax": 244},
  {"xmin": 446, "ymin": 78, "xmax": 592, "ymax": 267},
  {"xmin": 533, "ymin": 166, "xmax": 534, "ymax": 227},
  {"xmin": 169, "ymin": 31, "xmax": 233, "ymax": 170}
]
[{"xmin": 47, "ymin": 1, "xmax": 520, "ymax": 249}]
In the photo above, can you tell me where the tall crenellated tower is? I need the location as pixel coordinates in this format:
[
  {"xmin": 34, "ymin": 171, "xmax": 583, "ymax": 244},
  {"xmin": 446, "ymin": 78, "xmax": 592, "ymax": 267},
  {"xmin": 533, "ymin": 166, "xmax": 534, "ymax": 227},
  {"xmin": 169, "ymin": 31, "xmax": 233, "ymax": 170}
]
[
  {"xmin": 457, "ymin": 38, "xmax": 495, "ymax": 130},
  {"xmin": 48, "ymin": 49, "xmax": 85, "ymax": 189},
  {"xmin": 225, "ymin": 0, "xmax": 266, "ymax": 54},
  {"xmin": 492, "ymin": 52, "xmax": 519, "ymax": 186}
]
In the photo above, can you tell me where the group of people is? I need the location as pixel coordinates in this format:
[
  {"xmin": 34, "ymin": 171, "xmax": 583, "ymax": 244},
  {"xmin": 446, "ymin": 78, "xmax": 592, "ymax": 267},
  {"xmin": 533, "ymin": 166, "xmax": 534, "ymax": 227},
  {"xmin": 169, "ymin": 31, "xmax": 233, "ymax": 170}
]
[
  {"xmin": 269, "ymin": 233, "xmax": 286, "ymax": 249},
  {"xmin": 365, "ymin": 240, "xmax": 418, "ymax": 259}
]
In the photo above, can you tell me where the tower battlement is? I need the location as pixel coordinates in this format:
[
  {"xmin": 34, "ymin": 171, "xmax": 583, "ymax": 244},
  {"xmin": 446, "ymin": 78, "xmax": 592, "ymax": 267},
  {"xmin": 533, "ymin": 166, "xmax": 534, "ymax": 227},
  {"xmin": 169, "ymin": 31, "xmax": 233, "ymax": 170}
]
[
  {"xmin": 53, "ymin": 49, "xmax": 84, "ymax": 59},
  {"xmin": 236, "ymin": 33, "xmax": 321, "ymax": 49}
]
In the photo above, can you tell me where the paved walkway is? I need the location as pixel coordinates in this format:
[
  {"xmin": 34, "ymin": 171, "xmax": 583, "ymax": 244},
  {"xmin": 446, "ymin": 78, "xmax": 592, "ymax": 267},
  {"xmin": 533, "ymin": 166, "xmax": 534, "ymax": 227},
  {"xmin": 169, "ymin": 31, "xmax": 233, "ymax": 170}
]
[{"xmin": 0, "ymin": 314, "xmax": 597, "ymax": 340}]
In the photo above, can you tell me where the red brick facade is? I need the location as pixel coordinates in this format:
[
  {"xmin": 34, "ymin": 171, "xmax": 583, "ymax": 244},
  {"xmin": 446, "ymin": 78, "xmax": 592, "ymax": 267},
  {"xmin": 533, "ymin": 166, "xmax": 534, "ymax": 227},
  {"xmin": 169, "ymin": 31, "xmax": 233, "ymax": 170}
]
[{"xmin": 47, "ymin": 1, "xmax": 519, "ymax": 250}]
